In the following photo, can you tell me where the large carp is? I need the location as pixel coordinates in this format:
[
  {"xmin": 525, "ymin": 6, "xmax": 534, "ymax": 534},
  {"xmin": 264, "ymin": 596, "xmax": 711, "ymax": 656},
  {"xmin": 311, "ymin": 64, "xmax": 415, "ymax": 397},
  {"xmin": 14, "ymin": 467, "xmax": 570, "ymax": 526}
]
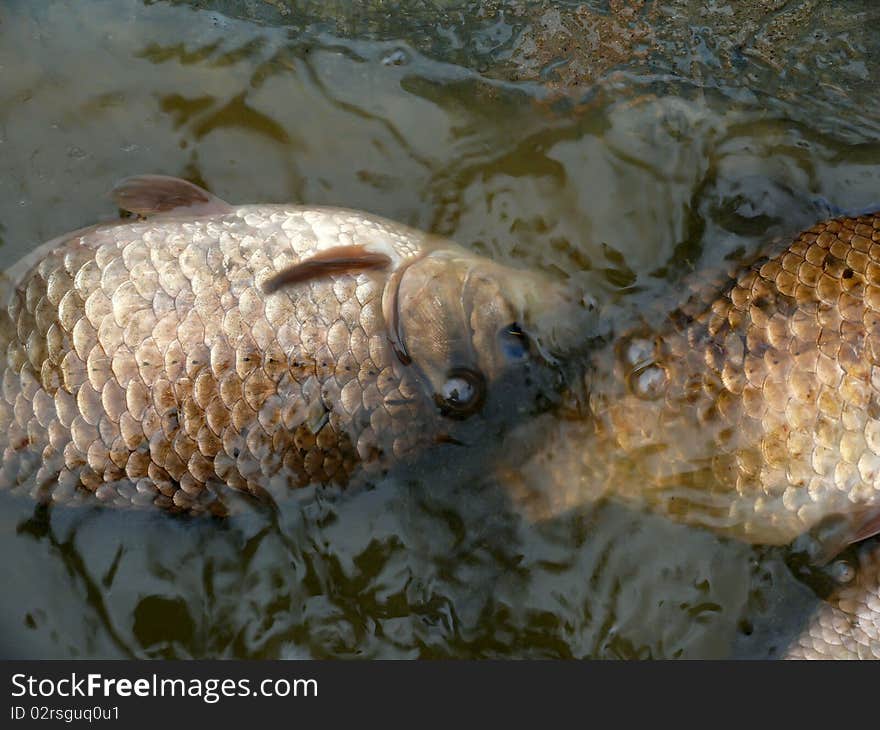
[
  {"xmin": 0, "ymin": 175, "xmax": 592, "ymax": 514},
  {"xmin": 506, "ymin": 214, "xmax": 880, "ymax": 563}
]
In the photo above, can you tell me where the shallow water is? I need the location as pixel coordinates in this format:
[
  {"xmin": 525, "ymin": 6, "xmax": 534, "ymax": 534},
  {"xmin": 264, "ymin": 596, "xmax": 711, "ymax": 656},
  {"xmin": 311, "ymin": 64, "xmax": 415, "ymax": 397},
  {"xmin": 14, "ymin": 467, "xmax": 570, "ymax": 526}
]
[{"xmin": 1, "ymin": 0, "xmax": 879, "ymax": 658}]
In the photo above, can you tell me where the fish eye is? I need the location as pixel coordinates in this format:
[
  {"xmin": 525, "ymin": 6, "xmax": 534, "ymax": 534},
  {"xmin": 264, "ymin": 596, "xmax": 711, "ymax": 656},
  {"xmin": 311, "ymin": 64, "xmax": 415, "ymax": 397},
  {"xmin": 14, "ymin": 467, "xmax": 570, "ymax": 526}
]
[
  {"xmin": 435, "ymin": 368, "xmax": 486, "ymax": 419},
  {"xmin": 499, "ymin": 322, "xmax": 530, "ymax": 362}
]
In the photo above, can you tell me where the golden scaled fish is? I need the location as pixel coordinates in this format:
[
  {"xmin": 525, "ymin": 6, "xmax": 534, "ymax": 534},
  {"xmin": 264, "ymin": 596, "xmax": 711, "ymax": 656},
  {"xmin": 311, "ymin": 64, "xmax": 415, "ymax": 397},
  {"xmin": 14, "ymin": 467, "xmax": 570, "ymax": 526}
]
[
  {"xmin": 505, "ymin": 214, "xmax": 880, "ymax": 562},
  {"xmin": 0, "ymin": 175, "xmax": 592, "ymax": 514},
  {"xmin": 785, "ymin": 540, "xmax": 880, "ymax": 659}
]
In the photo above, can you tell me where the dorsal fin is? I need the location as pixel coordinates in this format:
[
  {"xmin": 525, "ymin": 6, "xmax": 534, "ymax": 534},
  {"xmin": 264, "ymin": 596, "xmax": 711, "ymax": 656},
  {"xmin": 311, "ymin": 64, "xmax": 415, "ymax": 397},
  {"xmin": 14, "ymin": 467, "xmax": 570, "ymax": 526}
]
[
  {"xmin": 262, "ymin": 245, "xmax": 392, "ymax": 294},
  {"xmin": 111, "ymin": 175, "xmax": 231, "ymax": 217}
]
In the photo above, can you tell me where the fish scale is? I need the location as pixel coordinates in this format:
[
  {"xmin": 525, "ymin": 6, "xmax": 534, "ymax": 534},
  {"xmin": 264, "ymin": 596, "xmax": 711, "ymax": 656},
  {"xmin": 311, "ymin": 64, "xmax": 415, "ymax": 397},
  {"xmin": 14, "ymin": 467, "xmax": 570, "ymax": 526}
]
[
  {"xmin": 785, "ymin": 541, "xmax": 880, "ymax": 659},
  {"xmin": 510, "ymin": 215, "xmax": 880, "ymax": 556},
  {"xmin": 0, "ymin": 205, "xmax": 429, "ymax": 514}
]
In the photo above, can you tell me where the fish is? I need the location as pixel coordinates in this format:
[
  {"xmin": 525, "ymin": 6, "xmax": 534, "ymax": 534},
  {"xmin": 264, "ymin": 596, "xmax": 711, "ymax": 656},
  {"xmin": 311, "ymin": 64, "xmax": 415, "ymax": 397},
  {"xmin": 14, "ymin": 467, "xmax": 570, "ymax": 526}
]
[
  {"xmin": 0, "ymin": 175, "xmax": 593, "ymax": 514},
  {"xmin": 504, "ymin": 214, "xmax": 880, "ymax": 563},
  {"xmin": 785, "ymin": 539, "xmax": 880, "ymax": 659}
]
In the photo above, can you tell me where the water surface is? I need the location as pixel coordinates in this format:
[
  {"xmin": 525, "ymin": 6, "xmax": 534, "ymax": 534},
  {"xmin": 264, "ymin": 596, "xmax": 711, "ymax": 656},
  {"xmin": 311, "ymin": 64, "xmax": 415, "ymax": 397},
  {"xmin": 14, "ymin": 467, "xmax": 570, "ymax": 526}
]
[{"xmin": 1, "ymin": 0, "xmax": 879, "ymax": 658}]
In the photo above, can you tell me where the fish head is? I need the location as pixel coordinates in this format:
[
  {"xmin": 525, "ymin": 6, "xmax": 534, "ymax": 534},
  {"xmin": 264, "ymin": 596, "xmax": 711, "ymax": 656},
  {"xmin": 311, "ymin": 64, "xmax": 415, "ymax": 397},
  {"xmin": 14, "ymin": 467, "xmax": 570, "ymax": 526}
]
[{"xmin": 388, "ymin": 243, "xmax": 595, "ymax": 438}]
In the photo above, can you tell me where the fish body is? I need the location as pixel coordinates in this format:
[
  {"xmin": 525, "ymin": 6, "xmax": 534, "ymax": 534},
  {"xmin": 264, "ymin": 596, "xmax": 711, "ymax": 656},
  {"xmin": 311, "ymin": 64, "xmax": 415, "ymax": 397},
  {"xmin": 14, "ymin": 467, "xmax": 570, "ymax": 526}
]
[
  {"xmin": 785, "ymin": 540, "xmax": 880, "ymax": 659},
  {"xmin": 0, "ymin": 176, "xmax": 590, "ymax": 514},
  {"xmin": 509, "ymin": 215, "xmax": 880, "ymax": 559}
]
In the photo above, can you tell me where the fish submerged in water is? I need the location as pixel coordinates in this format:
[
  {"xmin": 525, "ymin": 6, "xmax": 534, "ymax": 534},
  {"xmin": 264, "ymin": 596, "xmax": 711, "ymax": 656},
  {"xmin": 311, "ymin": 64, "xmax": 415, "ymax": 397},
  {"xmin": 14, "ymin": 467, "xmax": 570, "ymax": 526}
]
[
  {"xmin": 785, "ymin": 539, "xmax": 880, "ymax": 659},
  {"xmin": 0, "ymin": 175, "xmax": 591, "ymax": 514},
  {"xmin": 506, "ymin": 213, "xmax": 880, "ymax": 564}
]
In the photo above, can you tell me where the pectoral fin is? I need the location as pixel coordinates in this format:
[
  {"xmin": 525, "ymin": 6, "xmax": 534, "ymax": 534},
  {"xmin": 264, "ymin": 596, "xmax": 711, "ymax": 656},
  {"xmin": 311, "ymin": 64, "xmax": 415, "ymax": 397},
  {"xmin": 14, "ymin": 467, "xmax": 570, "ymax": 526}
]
[
  {"xmin": 111, "ymin": 175, "xmax": 232, "ymax": 217},
  {"xmin": 848, "ymin": 508, "xmax": 880, "ymax": 545},
  {"xmin": 262, "ymin": 245, "xmax": 392, "ymax": 293},
  {"xmin": 793, "ymin": 508, "xmax": 880, "ymax": 566}
]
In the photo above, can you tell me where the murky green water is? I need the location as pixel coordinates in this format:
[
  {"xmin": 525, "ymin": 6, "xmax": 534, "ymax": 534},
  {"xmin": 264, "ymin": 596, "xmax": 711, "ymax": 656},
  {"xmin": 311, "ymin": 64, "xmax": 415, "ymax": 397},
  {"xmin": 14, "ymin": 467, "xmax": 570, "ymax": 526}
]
[{"xmin": 1, "ymin": 0, "xmax": 879, "ymax": 658}]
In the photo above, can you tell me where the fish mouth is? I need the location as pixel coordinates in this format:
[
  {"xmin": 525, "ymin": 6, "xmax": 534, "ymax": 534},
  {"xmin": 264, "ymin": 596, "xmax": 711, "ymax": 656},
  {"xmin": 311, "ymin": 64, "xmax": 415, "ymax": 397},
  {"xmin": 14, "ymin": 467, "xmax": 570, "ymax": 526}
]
[{"xmin": 507, "ymin": 273, "xmax": 598, "ymax": 363}]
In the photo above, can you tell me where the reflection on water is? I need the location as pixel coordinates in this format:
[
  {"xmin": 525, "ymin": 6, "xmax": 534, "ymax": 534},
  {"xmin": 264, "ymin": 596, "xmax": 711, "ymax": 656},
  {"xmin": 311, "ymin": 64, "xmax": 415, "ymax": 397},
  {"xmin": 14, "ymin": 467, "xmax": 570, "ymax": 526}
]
[
  {"xmin": 0, "ymin": 480, "xmax": 817, "ymax": 659},
  {"xmin": 0, "ymin": 0, "xmax": 879, "ymax": 658}
]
